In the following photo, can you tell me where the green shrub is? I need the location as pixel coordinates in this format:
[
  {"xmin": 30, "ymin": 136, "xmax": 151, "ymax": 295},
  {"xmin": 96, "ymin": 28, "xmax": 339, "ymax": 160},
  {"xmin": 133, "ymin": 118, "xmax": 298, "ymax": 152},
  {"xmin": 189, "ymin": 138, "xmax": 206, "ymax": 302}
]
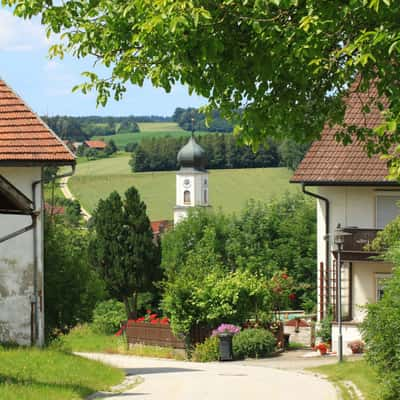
[
  {"xmin": 361, "ymin": 255, "xmax": 400, "ymax": 400},
  {"xmin": 191, "ymin": 336, "xmax": 219, "ymax": 362},
  {"xmin": 233, "ymin": 328, "xmax": 276, "ymax": 359},
  {"xmin": 316, "ymin": 310, "xmax": 333, "ymax": 343},
  {"xmin": 92, "ymin": 300, "xmax": 126, "ymax": 334}
]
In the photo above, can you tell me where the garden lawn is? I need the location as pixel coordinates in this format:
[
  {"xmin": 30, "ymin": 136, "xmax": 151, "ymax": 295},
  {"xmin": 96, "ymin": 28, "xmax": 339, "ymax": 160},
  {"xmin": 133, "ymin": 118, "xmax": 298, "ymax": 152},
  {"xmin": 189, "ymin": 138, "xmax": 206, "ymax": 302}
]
[
  {"xmin": 0, "ymin": 347, "xmax": 124, "ymax": 400},
  {"xmin": 68, "ymin": 154, "xmax": 299, "ymax": 220},
  {"xmin": 59, "ymin": 325, "xmax": 185, "ymax": 360},
  {"xmin": 57, "ymin": 324, "xmax": 123, "ymax": 353},
  {"xmin": 309, "ymin": 360, "xmax": 379, "ymax": 400},
  {"xmin": 93, "ymin": 122, "xmax": 213, "ymax": 149}
]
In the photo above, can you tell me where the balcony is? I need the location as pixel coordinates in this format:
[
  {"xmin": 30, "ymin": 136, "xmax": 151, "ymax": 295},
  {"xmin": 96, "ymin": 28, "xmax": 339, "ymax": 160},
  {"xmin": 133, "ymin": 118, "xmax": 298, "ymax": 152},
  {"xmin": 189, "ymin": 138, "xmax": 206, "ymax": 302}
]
[{"xmin": 334, "ymin": 228, "xmax": 382, "ymax": 261}]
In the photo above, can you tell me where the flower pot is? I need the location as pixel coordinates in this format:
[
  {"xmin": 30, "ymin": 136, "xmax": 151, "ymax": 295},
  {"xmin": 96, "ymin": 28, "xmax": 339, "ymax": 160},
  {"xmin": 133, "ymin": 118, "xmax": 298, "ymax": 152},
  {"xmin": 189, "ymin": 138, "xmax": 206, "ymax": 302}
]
[{"xmin": 218, "ymin": 333, "xmax": 233, "ymax": 361}]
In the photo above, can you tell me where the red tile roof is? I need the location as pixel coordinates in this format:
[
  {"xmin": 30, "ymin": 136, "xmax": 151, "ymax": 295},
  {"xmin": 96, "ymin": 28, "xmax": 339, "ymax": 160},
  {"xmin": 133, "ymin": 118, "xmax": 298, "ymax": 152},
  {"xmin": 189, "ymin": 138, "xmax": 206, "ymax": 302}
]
[
  {"xmin": 0, "ymin": 79, "xmax": 75, "ymax": 165},
  {"xmin": 84, "ymin": 140, "xmax": 107, "ymax": 149},
  {"xmin": 151, "ymin": 220, "xmax": 173, "ymax": 235},
  {"xmin": 291, "ymin": 82, "xmax": 395, "ymax": 185}
]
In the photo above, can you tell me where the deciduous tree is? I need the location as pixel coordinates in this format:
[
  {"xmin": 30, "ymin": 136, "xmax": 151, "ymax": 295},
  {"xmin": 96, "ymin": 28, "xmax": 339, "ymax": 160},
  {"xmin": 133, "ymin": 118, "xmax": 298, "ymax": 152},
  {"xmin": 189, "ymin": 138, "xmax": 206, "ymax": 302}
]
[{"xmin": 5, "ymin": 0, "xmax": 400, "ymax": 173}]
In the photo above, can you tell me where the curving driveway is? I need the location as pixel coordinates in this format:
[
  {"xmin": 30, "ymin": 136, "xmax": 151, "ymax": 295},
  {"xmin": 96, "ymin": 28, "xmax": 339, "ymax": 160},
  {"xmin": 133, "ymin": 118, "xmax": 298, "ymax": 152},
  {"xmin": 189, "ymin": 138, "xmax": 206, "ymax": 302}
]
[{"xmin": 78, "ymin": 353, "xmax": 337, "ymax": 400}]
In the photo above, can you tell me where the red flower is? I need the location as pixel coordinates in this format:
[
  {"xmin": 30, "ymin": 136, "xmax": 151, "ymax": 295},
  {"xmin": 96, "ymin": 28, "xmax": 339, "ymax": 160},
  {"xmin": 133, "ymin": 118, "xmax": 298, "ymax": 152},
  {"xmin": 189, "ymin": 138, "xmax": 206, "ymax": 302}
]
[
  {"xmin": 150, "ymin": 319, "xmax": 160, "ymax": 324},
  {"xmin": 136, "ymin": 317, "xmax": 145, "ymax": 322},
  {"xmin": 289, "ymin": 293, "xmax": 296, "ymax": 301},
  {"xmin": 160, "ymin": 317, "xmax": 169, "ymax": 325},
  {"xmin": 281, "ymin": 273, "xmax": 288, "ymax": 280},
  {"xmin": 150, "ymin": 313, "xmax": 158, "ymax": 320}
]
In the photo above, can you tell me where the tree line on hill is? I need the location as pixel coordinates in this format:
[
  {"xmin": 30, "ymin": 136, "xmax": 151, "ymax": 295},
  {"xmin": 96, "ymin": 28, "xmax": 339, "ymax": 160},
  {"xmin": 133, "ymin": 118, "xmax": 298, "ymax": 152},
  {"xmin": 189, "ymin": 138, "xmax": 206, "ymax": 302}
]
[
  {"xmin": 42, "ymin": 115, "xmax": 140, "ymax": 141},
  {"xmin": 41, "ymin": 107, "xmax": 233, "ymax": 142},
  {"xmin": 129, "ymin": 134, "xmax": 308, "ymax": 172},
  {"xmin": 172, "ymin": 107, "xmax": 233, "ymax": 132}
]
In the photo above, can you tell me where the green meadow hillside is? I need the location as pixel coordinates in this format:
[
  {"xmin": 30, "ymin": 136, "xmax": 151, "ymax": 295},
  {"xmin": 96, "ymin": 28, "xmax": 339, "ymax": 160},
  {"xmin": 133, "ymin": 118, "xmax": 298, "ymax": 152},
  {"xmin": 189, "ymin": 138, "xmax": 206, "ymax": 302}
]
[
  {"xmin": 93, "ymin": 122, "xmax": 213, "ymax": 149},
  {"xmin": 68, "ymin": 154, "xmax": 299, "ymax": 221}
]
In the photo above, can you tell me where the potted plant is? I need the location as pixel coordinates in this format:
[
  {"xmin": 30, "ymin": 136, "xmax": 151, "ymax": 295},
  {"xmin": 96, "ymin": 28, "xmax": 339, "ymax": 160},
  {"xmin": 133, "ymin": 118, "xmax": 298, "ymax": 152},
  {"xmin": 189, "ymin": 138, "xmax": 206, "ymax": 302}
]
[
  {"xmin": 347, "ymin": 340, "xmax": 364, "ymax": 354},
  {"xmin": 212, "ymin": 324, "xmax": 241, "ymax": 361},
  {"xmin": 315, "ymin": 342, "xmax": 328, "ymax": 355}
]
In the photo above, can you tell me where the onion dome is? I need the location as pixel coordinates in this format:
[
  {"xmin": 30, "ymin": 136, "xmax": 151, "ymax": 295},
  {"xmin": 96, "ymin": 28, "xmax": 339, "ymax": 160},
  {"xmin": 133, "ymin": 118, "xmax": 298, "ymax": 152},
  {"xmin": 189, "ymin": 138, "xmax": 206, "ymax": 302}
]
[{"xmin": 177, "ymin": 135, "xmax": 207, "ymax": 170}]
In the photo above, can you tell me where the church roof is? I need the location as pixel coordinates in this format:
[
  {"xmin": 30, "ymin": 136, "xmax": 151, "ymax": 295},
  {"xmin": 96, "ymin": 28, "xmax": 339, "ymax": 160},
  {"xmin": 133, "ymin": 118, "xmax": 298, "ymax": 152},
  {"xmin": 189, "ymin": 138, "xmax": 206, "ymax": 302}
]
[
  {"xmin": 291, "ymin": 82, "xmax": 396, "ymax": 186},
  {"xmin": 177, "ymin": 135, "xmax": 207, "ymax": 171},
  {"xmin": 0, "ymin": 79, "xmax": 75, "ymax": 165}
]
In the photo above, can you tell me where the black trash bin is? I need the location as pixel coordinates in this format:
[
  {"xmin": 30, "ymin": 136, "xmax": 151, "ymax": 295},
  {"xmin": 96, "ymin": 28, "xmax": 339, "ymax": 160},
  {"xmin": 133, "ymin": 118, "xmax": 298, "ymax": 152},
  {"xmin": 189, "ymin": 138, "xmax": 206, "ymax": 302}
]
[{"xmin": 218, "ymin": 333, "xmax": 233, "ymax": 361}]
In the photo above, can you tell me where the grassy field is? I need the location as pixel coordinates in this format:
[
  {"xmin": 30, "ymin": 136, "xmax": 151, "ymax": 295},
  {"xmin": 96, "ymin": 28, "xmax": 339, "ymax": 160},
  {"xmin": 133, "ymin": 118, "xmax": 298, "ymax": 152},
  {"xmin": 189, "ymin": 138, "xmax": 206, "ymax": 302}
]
[
  {"xmin": 93, "ymin": 122, "xmax": 213, "ymax": 149},
  {"xmin": 68, "ymin": 154, "xmax": 299, "ymax": 220},
  {"xmin": 59, "ymin": 324, "xmax": 186, "ymax": 360},
  {"xmin": 0, "ymin": 346, "xmax": 123, "ymax": 400},
  {"xmin": 309, "ymin": 360, "xmax": 379, "ymax": 400}
]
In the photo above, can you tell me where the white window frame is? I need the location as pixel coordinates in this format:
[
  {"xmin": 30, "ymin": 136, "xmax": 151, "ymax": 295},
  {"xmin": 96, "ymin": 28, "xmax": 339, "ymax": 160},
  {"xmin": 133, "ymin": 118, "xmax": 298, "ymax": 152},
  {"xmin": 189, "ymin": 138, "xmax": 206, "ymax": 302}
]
[
  {"xmin": 375, "ymin": 191, "xmax": 400, "ymax": 229},
  {"xmin": 375, "ymin": 273, "xmax": 392, "ymax": 301}
]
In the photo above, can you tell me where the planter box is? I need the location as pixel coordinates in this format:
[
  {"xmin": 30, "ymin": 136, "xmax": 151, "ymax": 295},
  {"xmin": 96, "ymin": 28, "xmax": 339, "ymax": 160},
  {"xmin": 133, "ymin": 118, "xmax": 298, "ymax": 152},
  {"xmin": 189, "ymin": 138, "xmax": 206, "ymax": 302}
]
[{"xmin": 125, "ymin": 322, "xmax": 212, "ymax": 349}]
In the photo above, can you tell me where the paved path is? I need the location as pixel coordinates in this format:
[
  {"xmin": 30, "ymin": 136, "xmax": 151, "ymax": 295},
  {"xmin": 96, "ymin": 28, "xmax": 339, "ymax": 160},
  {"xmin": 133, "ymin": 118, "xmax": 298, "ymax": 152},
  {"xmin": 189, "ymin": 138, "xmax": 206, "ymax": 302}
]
[
  {"xmin": 60, "ymin": 176, "xmax": 91, "ymax": 221},
  {"xmin": 78, "ymin": 353, "xmax": 338, "ymax": 400},
  {"xmin": 242, "ymin": 349, "xmax": 344, "ymax": 370}
]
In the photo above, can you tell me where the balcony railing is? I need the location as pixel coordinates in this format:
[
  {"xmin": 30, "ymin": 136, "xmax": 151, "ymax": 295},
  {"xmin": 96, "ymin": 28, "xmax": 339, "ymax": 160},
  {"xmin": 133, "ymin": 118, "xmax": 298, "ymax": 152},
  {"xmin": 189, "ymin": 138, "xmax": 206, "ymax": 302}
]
[{"xmin": 341, "ymin": 228, "xmax": 381, "ymax": 252}]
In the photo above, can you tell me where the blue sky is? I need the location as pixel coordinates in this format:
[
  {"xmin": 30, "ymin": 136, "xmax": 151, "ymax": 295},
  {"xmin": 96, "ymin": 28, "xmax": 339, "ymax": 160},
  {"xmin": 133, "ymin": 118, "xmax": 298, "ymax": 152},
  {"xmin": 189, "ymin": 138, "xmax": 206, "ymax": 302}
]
[{"xmin": 0, "ymin": 9, "xmax": 206, "ymax": 117}]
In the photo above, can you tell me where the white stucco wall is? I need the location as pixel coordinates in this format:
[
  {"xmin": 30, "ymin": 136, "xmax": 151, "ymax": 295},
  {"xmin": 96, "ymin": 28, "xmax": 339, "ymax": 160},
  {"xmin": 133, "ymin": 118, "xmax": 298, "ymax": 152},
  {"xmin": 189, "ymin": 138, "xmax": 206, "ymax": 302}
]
[
  {"xmin": 0, "ymin": 166, "xmax": 44, "ymax": 346},
  {"xmin": 174, "ymin": 170, "xmax": 209, "ymax": 224},
  {"xmin": 313, "ymin": 186, "xmax": 397, "ymax": 351},
  {"xmin": 316, "ymin": 186, "xmax": 399, "ymax": 319},
  {"xmin": 352, "ymin": 261, "xmax": 392, "ymax": 321}
]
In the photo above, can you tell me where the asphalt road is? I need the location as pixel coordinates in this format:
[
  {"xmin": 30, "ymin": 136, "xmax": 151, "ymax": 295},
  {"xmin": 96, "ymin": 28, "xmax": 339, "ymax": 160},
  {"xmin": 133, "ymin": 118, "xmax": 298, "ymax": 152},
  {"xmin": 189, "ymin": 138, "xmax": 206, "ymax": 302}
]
[{"xmin": 78, "ymin": 353, "xmax": 338, "ymax": 400}]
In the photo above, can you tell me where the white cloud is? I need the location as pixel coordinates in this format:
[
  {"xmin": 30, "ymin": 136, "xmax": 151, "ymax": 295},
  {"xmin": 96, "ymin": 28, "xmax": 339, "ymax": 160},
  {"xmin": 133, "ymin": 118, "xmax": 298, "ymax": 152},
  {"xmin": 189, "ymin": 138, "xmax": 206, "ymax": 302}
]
[{"xmin": 0, "ymin": 9, "xmax": 48, "ymax": 51}]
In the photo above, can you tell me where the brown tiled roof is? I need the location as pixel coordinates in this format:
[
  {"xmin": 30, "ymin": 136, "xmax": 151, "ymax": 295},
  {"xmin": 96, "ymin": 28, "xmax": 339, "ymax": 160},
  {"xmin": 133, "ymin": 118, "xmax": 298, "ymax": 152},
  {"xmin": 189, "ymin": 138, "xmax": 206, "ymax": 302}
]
[
  {"xmin": 84, "ymin": 140, "xmax": 107, "ymax": 149},
  {"xmin": 291, "ymin": 83, "xmax": 396, "ymax": 185},
  {"xmin": 0, "ymin": 79, "xmax": 75, "ymax": 165}
]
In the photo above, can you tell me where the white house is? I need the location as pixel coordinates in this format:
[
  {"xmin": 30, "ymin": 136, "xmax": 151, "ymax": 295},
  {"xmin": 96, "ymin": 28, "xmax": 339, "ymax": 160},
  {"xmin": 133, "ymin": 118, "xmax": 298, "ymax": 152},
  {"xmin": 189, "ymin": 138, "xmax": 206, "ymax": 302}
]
[
  {"xmin": 0, "ymin": 79, "xmax": 75, "ymax": 346},
  {"xmin": 291, "ymin": 83, "xmax": 398, "ymax": 354},
  {"xmin": 174, "ymin": 134, "xmax": 210, "ymax": 225}
]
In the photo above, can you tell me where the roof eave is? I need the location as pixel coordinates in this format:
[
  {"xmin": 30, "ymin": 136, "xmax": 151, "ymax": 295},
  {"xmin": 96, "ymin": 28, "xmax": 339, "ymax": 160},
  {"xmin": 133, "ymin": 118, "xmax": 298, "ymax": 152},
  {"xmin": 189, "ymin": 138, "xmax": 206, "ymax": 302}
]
[
  {"xmin": 0, "ymin": 159, "xmax": 76, "ymax": 167},
  {"xmin": 290, "ymin": 179, "xmax": 400, "ymax": 187}
]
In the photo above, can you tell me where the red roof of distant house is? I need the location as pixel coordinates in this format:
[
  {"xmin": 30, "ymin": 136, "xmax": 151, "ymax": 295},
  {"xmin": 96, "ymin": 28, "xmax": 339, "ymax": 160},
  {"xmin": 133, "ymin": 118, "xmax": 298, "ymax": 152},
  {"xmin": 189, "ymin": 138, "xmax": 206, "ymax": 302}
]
[
  {"xmin": 291, "ymin": 82, "xmax": 396, "ymax": 185},
  {"xmin": 151, "ymin": 220, "xmax": 173, "ymax": 235},
  {"xmin": 84, "ymin": 140, "xmax": 107, "ymax": 149},
  {"xmin": 0, "ymin": 79, "xmax": 75, "ymax": 165},
  {"xmin": 44, "ymin": 202, "xmax": 65, "ymax": 215}
]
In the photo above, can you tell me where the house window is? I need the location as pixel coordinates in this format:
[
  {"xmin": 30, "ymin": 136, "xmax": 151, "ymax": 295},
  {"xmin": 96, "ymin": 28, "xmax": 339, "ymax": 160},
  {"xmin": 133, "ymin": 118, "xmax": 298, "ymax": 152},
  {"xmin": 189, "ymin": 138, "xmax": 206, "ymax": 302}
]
[
  {"xmin": 204, "ymin": 189, "xmax": 207, "ymax": 204},
  {"xmin": 376, "ymin": 195, "xmax": 400, "ymax": 228},
  {"xmin": 184, "ymin": 190, "xmax": 191, "ymax": 205},
  {"xmin": 376, "ymin": 273, "xmax": 392, "ymax": 301}
]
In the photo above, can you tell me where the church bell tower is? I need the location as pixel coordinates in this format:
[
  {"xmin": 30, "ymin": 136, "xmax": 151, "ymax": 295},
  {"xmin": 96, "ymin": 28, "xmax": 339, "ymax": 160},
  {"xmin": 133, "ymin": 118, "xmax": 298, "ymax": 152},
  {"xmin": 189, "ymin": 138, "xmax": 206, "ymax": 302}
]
[{"xmin": 174, "ymin": 125, "xmax": 209, "ymax": 225}]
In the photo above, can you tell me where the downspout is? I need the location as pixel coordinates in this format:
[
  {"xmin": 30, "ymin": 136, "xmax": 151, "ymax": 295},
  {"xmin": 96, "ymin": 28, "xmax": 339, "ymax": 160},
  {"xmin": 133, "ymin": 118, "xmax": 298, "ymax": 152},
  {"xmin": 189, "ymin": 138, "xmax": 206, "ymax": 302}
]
[
  {"xmin": 31, "ymin": 165, "xmax": 76, "ymax": 345},
  {"xmin": 302, "ymin": 184, "xmax": 330, "ymax": 319}
]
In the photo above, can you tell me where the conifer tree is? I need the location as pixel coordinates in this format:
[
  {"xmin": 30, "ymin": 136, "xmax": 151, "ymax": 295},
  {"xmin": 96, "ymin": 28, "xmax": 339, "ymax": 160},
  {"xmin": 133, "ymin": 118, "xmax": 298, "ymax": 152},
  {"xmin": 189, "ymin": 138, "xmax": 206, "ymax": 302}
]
[{"xmin": 89, "ymin": 188, "xmax": 161, "ymax": 318}]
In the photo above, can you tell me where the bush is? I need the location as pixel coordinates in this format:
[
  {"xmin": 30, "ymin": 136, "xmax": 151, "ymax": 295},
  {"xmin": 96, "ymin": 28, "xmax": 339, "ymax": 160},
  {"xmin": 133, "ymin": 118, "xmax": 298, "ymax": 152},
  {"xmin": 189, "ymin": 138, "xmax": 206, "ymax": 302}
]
[
  {"xmin": 191, "ymin": 336, "xmax": 219, "ymax": 362},
  {"xmin": 92, "ymin": 300, "xmax": 126, "ymax": 335},
  {"xmin": 361, "ymin": 258, "xmax": 400, "ymax": 400},
  {"xmin": 233, "ymin": 328, "xmax": 276, "ymax": 359},
  {"xmin": 316, "ymin": 311, "xmax": 333, "ymax": 343}
]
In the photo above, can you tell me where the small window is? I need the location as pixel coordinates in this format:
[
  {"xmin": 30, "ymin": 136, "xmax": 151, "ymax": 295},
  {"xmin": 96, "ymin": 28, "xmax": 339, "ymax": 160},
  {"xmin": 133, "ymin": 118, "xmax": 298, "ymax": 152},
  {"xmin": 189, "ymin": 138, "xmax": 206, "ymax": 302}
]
[
  {"xmin": 376, "ymin": 273, "xmax": 392, "ymax": 301},
  {"xmin": 376, "ymin": 195, "xmax": 400, "ymax": 228},
  {"xmin": 184, "ymin": 190, "xmax": 191, "ymax": 205},
  {"xmin": 204, "ymin": 189, "xmax": 208, "ymax": 204}
]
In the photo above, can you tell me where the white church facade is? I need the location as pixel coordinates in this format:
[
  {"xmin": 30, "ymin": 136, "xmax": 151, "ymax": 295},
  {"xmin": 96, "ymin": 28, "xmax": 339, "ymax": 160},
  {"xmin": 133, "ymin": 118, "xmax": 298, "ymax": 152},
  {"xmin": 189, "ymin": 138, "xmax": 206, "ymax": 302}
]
[{"xmin": 174, "ymin": 135, "xmax": 210, "ymax": 225}]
